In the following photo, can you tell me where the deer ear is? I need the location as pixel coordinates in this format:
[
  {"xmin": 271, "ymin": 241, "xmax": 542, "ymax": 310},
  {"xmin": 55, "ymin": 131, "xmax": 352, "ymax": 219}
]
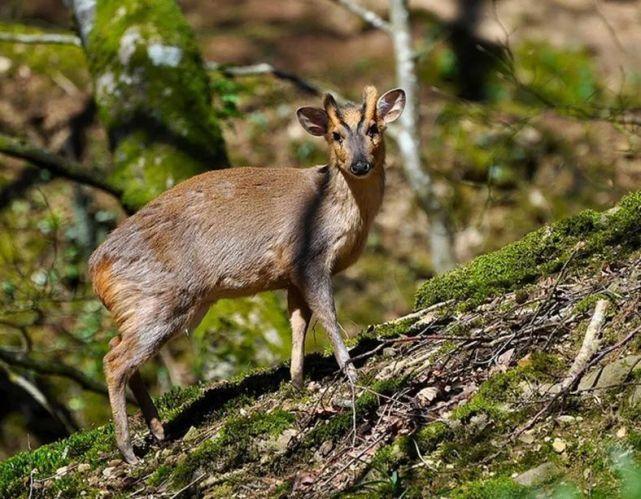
[
  {"xmin": 297, "ymin": 107, "xmax": 328, "ymax": 136},
  {"xmin": 377, "ymin": 88, "xmax": 406, "ymax": 124}
]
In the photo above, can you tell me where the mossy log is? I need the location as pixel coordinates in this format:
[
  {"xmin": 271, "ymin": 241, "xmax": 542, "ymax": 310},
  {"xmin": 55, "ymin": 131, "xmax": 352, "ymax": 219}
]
[{"xmin": 68, "ymin": 0, "xmax": 229, "ymax": 211}]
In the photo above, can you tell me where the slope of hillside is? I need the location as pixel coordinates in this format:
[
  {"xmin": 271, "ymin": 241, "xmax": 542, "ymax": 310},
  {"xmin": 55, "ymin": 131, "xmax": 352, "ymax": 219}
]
[{"xmin": 3, "ymin": 192, "xmax": 641, "ymax": 497}]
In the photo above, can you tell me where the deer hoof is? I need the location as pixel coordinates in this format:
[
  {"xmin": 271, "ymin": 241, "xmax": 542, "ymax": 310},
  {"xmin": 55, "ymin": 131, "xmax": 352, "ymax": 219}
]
[
  {"xmin": 291, "ymin": 373, "xmax": 304, "ymax": 391},
  {"xmin": 150, "ymin": 419, "xmax": 165, "ymax": 441},
  {"xmin": 121, "ymin": 447, "xmax": 139, "ymax": 465}
]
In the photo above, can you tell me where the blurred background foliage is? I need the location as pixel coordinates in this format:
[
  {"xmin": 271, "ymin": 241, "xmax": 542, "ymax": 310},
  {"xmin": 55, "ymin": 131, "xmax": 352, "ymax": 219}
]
[{"xmin": 0, "ymin": 0, "xmax": 640, "ymax": 459}]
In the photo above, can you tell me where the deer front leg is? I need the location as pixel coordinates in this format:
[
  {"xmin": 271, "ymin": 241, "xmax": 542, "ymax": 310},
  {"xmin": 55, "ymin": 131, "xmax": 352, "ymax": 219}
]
[
  {"xmin": 288, "ymin": 287, "xmax": 312, "ymax": 390},
  {"xmin": 299, "ymin": 274, "xmax": 357, "ymax": 384}
]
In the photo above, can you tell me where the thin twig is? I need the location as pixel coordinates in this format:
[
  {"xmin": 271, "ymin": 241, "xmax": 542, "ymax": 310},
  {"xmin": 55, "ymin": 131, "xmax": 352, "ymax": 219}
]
[
  {"xmin": 206, "ymin": 61, "xmax": 321, "ymax": 95},
  {"xmin": 0, "ymin": 348, "xmax": 110, "ymax": 396},
  {"xmin": 585, "ymin": 322, "xmax": 641, "ymax": 369},
  {"xmin": 0, "ymin": 361, "xmax": 76, "ymax": 433},
  {"xmin": 330, "ymin": 0, "xmax": 392, "ymax": 33},
  {"xmin": 169, "ymin": 473, "xmax": 205, "ymax": 499},
  {"xmin": 320, "ymin": 434, "xmax": 387, "ymax": 487},
  {"xmin": 28, "ymin": 466, "xmax": 37, "ymax": 499},
  {"xmin": 350, "ymin": 381, "xmax": 357, "ymax": 447},
  {"xmin": 0, "ymin": 31, "xmax": 81, "ymax": 47}
]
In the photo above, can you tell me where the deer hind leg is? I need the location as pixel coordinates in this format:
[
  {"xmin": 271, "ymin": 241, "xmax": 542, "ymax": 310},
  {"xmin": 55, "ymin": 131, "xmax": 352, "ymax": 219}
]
[
  {"xmin": 107, "ymin": 336, "xmax": 164, "ymax": 443},
  {"xmin": 105, "ymin": 299, "xmax": 210, "ymax": 463},
  {"xmin": 105, "ymin": 314, "xmax": 181, "ymax": 463},
  {"xmin": 104, "ymin": 334, "xmax": 142, "ymax": 464},
  {"xmin": 288, "ymin": 287, "xmax": 311, "ymax": 390},
  {"xmin": 105, "ymin": 327, "xmax": 172, "ymax": 463}
]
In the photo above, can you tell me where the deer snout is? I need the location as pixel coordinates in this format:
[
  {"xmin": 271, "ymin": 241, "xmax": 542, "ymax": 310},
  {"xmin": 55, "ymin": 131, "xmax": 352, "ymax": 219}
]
[{"xmin": 350, "ymin": 160, "xmax": 372, "ymax": 176}]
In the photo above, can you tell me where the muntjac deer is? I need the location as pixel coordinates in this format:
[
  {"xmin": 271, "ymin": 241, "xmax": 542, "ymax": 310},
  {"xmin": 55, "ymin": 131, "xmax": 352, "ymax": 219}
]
[{"xmin": 89, "ymin": 86, "xmax": 406, "ymax": 463}]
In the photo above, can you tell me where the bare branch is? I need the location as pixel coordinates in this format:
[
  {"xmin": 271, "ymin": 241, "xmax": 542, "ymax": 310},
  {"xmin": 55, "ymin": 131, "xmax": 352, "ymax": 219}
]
[
  {"xmin": 330, "ymin": 0, "xmax": 392, "ymax": 33},
  {"xmin": 0, "ymin": 132, "xmax": 123, "ymax": 201},
  {"xmin": 0, "ymin": 361, "xmax": 77, "ymax": 434},
  {"xmin": 389, "ymin": 0, "xmax": 455, "ymax": 272},
  {"xmin": 559, "ymin": 299, "xmax": 608, "ymax": 391},
  {"xmin": 515, "ymin": 299, "xmax": 610, "ymax": 436},
  {"xmin": 0, "ymin": 348, "xmax": 109, "ymax": 397},
  {"xmin": 206, "ymin": 61, "xmax": 322, "ymax": 95},
  {"xmin": 0, "ymin": 31, "xmax": 82, "ymax": 47}
]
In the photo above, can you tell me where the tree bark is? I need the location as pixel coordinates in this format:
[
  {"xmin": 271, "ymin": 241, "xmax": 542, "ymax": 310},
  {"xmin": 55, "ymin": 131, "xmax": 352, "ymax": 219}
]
[
  {"xmin": 65, "ymin": 0, "xmax": 229, "ymax": 211},
  {"xmin": 389, "ymin": 0, "xmax": 455, "ymax": 273}
]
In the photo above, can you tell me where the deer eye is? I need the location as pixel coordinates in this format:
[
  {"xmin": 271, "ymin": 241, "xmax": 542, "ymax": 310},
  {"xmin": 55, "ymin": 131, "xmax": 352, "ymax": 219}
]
[
  {"xmin": 332, "ymin": 132, "xmax": 343, "ymax": 144},
  {"xmin": 367, "ymin": 124, "xmax": 379, "ymax": 137}
]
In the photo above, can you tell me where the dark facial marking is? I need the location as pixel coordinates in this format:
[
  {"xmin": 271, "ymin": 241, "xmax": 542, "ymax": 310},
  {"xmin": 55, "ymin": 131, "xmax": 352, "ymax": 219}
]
[{"xmin": 357, "ymin": 102, "xmax": 367, "ymax": 131}]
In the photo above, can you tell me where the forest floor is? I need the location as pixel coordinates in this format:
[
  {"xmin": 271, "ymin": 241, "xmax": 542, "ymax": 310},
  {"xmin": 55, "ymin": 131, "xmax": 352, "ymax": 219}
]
[
  {"xmin": 2, "ymin": 0, "xmax": 641, "ymax": 485},
  {"xmin": 4, "ymin": 191, "xmax": 641, "ymax": 497}
]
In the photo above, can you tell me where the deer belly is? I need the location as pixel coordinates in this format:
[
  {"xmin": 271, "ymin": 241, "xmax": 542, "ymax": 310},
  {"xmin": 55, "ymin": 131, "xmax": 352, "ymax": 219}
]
[{"xmin": 204, "ymin": 242, "xmax": 292, "ymax": 300}]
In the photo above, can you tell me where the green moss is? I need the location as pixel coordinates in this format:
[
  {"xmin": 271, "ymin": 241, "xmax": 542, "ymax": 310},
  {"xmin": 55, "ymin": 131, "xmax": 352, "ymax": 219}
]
[
  {"xmin": 111, "ymin": 135, "xmax": 208, "ymax": 208},
  {"xmin": 452, "ymin": 367, "xmax": 534, "ymax": 422},
  {"xmin": 415, "ymin": 191, "xmax": 641, "ymax": 310},
  {"xmin": 46, "ymin": 473, "xmax": 96, "ymax": 498},
  {"xmin": 156, "ymin": 383, "xmax": 207, "ymax": 420},
  {"xmin": 147, "ymin": 464, "xmax": 173, "ymax": 487},
  {"xmin": 205, "ymin": 483, "xmax": 236, "ymax": 498},
  {"xmin": 270, "ymin": 479, "xmax": 294, "ymax": 497},
  {"xmin": 369, "ymin": 436, "xmax": 412, "ymax": 475},
  {"xmin": 0, "ymin": 379, "xmax": 240, "ymax": 497},
  {"xmin": 85, "ymin": 0, "xmax": 228, "ymax": 210},
  {"xmin": 0, "ymin": 425, "xmax": 114, "ymax": 498},
  {"xmin": 628, "ymin": 431, "xmax": 641, "ymax": 452},
  {"xmin": 574, "ymin": 293, "xmax": 611, "ymax": 315},
  {"xmin": 368, "ymin": 316, "xmax": 420, "ymax": 339},
  {"xmin": 171, "ymin": 409, "xmax": 294, "ymax": 486},
  {"xmin": 416, "ymin": 421, "xmax": 452, "ymax": 453},
  {"xmin": 449, "ymin": 476, "xmax": 531, "ymax": 499},
  {"xmin": 528, "ymin": 352, "xmax": 564, "ymax": 377}
]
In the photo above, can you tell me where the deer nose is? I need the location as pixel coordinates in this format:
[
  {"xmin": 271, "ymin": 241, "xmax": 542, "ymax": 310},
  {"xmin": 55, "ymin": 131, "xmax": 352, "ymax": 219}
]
[{"xmin": 350, "ymin": 160, "xmax": 372, "ymax": 176}]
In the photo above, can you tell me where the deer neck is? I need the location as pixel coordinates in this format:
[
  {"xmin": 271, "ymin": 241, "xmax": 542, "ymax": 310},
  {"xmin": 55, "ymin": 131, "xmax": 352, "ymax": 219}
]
[{"xmin": 325, "ymin": 157, "xmax": 385, "ymax": 234}]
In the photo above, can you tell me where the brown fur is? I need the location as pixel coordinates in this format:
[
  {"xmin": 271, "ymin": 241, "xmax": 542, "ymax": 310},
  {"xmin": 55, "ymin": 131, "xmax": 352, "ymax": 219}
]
[{"xmin": 89, "ymin": 86, "xmax": 405, "ymax": 463}]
